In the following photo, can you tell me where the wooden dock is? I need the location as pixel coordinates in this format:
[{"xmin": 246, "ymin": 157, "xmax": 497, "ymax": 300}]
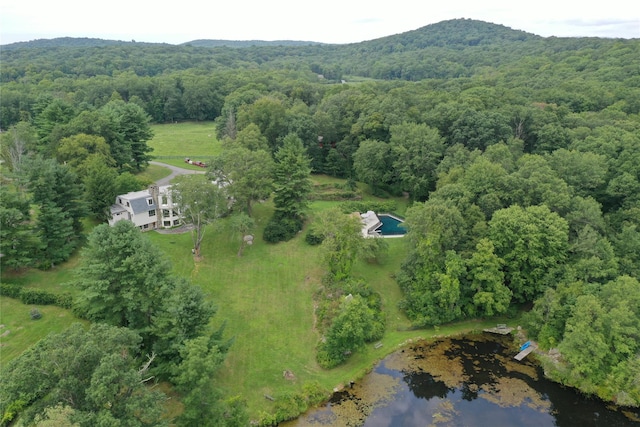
[
  {"xmin": 483, "ymin": 324, "xmax": 514, "ymax": 335},
  {"xmin": 515, "ymin": 343, "xmax": 537, "ymax": 361}
]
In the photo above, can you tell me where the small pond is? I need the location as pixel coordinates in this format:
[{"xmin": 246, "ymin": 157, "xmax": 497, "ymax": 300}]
[{"xmin": 283, "ymin": 333, "xmax": 639, "ymax": 426}]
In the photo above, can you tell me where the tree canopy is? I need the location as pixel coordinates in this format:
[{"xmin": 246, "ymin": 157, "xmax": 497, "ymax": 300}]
[{"xmin": 1, "ymin": 16, "xmax": 639, "ymax": 413}]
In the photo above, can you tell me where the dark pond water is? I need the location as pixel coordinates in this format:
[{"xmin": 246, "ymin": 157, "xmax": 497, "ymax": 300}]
[{"xmin": 283, "ymin": 334, "xmax": 640, "ymax": 427}]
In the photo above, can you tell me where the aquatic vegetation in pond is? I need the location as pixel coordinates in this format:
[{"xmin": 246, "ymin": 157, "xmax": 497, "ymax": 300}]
[{"xmin": 283, "ymin": 333, "xmax": 639, "ymax": 427}]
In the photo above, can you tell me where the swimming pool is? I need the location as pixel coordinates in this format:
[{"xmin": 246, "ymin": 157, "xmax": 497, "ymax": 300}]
[{"xmin": 375, "ymin": 214, "xmax": 406, "ymax": 236}]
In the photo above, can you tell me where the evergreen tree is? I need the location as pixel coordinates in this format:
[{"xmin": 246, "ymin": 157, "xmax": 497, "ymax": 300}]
[
  {"xmin": 83, "ymin": 157, "xmax": 118, "ymax": 221},
  {"xmin": 272, "ymin": 133, "xmax": 312, "ymax": 220},
  {"xmin": 28, "ymin": 157, "xmax": 86, "ymax": 267},
  {"xmin": 74, "ymin": 221, "xmax": 218, "ymax": 367},
  {"xmin": 0, "ymin": 185, "xmax": 37, "ymax": 270}
]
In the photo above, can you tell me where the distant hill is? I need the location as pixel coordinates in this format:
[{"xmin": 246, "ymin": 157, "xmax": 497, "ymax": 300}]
[
  {"xmin": 1, "ymin": 37, "xmax": 324, "ymax": 50},
  {"xmin": 0, "ymin": 19, "xmax": 551, "ymax": 50},
  {"xmin": 364, "ymin": 18, "xmax": 541, "ymax": 49},
  {"xmin": 1, "ymin": 37, "xmax": 169, "ymax": 50},
  {"xmin": 182, "ymin": 40, "xmax": 325, "ymax": 48},
  {"xmin": 1, "ymin": 18, "xmax": 635, "ymax": 82}
]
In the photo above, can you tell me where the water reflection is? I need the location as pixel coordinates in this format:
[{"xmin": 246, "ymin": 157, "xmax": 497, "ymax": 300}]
[{"xmin": 284, "ymin": 334, "xmax": 639, "ymax": 427}]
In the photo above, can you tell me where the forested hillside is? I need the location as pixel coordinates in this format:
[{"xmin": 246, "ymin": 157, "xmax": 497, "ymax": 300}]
[{"xmin": 2, "ymin": 18, "xmax": 640, "ymax": 418}]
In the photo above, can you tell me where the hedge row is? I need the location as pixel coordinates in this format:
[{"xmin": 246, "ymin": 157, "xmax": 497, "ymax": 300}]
[
  {"xmin": 0, "ymin": 284, "xmax": 73, "ymax": 309},
  {"xmin": 339, "ymin": 200, "xmax": 398, "ymax": 215}
]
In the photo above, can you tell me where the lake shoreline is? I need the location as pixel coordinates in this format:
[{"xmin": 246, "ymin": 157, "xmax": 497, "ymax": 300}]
[{"xmin": 283, "ymin": 332, "xmax": 640, "ymax": 426}]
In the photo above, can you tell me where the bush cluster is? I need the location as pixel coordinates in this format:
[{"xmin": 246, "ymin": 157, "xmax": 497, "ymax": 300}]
[
  {"xmin": 315, "ymin": 279, "xmax": 386, "ymax": 368},
  {"xmin": 257, "ymin": 382, "xmax": 329, "ymax": 426},
  {"xmin": 339, "ymin": 200, "xmax": 398, "ymax": 215},
  {"xmin": 304, "ymin": 228, "xmax": 324, "ymax": 245},
  {"xmin": 0, "ymin": 284, "xmax": 73, "ymax": 309},
  {"xmin": 263, "ymin": 216, "xmax": 303, "ymax": 243}
]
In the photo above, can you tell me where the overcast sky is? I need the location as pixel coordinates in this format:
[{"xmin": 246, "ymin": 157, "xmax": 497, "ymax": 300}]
[{"xmin": 1, "ymin": 0, "xmax": 638, "ymax": 45}]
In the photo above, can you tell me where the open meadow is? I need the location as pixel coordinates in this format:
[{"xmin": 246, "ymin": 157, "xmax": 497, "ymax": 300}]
[
  {"xmin": 149, "ymin": 121, "xmax": 222, "ymax": 168},
  {"xmin": 147, "ymin": 198, "xmax": 505, "ymax": 418},
  {"xmin": 1, "ymin": 122, "xmax": 513, "ymax": 421}
]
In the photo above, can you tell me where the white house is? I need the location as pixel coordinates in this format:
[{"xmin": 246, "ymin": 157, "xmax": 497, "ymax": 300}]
[{"xmin": 109, "ymin": 184, "xmax": 181, "ymax": 231}]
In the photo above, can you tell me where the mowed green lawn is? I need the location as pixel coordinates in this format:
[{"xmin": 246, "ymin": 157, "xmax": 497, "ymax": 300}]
[
  {"xmin": 149, "ymin": 121, "xmax": 222, "ymax": 168},
  {"xmin": 148, "ymin": 195, "xmax": 506, "ymax": 418},
  {"xmin": 0, "ymin": 298, "xmax": 86, "ymax": 364},
  {"xmin": 0, "ymin": 122, "xmax": 511, "ymax": 420}
]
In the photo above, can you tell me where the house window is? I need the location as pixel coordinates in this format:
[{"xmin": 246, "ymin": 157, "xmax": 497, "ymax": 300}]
[
  {"xmin": 163, "ymin": 209, "xmax": 170, "ymax": 218},
  {"xmin": 173, "ymin": 219, "xmax": 180, "ymax": 226},
  {"xmin": 162, "ymin": 195, "xmax": 168, "ymax": 205},
  {"xmin": 143, "ymin": 224, "xmax": 148, "ymax": 229},
  {"xmin": 118, "ymin": 198, "xmax": 122, "ymax": 204},
  {"xmin": 149, "ymin": 210, "xmax": 156, "ymax": 217},
  {"xmin": 126, "ymin": 201, "xmax": 130, "ymax": 207},
  {"xmin": 147, "ymin": 198, "xmax": 153, "ymax": 206},
  {"xmin": 163, "ymin": 221, "xmax": 171, "ymax": 227}
]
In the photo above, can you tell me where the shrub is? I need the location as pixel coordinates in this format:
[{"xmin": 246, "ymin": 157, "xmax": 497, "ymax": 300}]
[
  {"xmin": 19, "ymin": 288, "xmax": 57, "ymax": 305},
  {"xmin": 339, "ymin": 200, "xmax": 397, "ymax": 215},
  {"xmin": 55, "ymin": 292, "xmax": 74, "ymax": 309},
  {"xmin": 263, "ymin": 216, "xmax": 303, "ymax": 243},
  {"xmin": 302, "ymin": 381, "xmax": 329, "ymax": 407},
  {"xmin": 305, "ymin": 228, "xmax": 324, "ymax": 245},
  {"xmin": 0, "ymin": 284, "xmax": 73, "ymax": 309},
  {"xmin": 0, "ymin": 284, "xmax": 22, "ymax": 299},
  {"xmin": 316, "ymin": 341, "xmax": 346, "ymax": 369},
  {"xmin": 273, "ymin": 392, "xmax": 308, "ymax": 423}
]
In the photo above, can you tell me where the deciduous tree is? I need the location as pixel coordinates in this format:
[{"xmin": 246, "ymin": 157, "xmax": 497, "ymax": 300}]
[
  {"xmin": 315, "ymin": 208, "xmax": 364, "ymax": 283},
  {"xmin": 230, "ymin": 213, "xmax": 255, "ymax": 257},
  {"xmin": 0, "ymin": 323, "xmax": 167, "ymax": 426},
  {"xmin": 466, "ymin": 238, "xmax": 511, "ymax": 317},
  {"xmin": 489, "ymin": 204, "xmax": 569, "ymax": 302},
  {"xmin": 390, "ymin": 122, "xmax": 446, "ymax": 201},
  {"xmin": 318, "ymin": 294, "xmax": 378, "ymax": 368},
  {"xmin": 56, "ymin": 133, "xmax": 114, "ymax": 178},
  {"xmin": 207, "ymin": 146, "xmax": 273, "ymax": 217},
  {"xmin": 172, "ymin": 336, "xmax": 247, "ymax": 426},
  {"xmin": 353, "ymin": 139, "xmax": 392, "ymax": 194},
  {"xmin": 171, "ymin": 174, "xmax": 228, "ymax": 258}
]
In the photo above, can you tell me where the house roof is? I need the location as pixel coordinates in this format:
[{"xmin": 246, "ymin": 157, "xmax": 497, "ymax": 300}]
[
  {"xmin": 120, "ymin": 189, "xmax": 156, "ymax": 214},
  {"xmin": 110, "ymin": 204, "xmax": 127, "ymax": 215}
]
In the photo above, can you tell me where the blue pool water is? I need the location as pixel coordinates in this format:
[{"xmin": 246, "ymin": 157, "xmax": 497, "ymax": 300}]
[{"xmin": 376, "ymin": 214, "xmax": 406, "ymax": 236}]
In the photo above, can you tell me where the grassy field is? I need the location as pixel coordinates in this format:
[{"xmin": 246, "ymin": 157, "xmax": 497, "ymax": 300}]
[
  {"xmin": 149, "ymin": 121, "xmax": 222, "ymax": 168},
  {"xmin": 0, "ymin": 122, "xmax": 516, "ymax": 421},
  {"xmin": 144, "ymin": 163, "xmax": 505, "ymax": 419},
  {"xmin": 0, "ymin": 297, "xmax": 86, "ymax": 364},
  {"xmin": 137, "ymin": 163, "xmax": 173, "ymax": 183},
  {"xmin": 148, "ymin": 205, "xmax": 507, "ymax": 418}
]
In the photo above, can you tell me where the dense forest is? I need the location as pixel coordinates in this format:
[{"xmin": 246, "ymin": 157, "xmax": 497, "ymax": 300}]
[{"xmin": 1, "ymin": 18, "xmax": 640, "ymax": 423}]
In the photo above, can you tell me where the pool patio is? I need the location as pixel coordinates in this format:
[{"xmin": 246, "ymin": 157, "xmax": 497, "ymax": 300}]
[{"xmin": 360, "ymin": 211, "xmax": 406, "ymax": 238}]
